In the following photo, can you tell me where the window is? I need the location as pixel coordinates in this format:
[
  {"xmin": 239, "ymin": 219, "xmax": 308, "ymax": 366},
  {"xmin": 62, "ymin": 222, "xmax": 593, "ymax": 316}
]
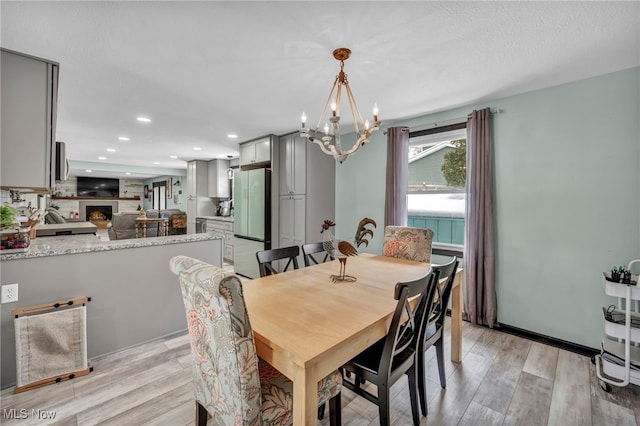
[{"xmin": 408, "ymin": 125, "xmax": 466, "ymax": 247}]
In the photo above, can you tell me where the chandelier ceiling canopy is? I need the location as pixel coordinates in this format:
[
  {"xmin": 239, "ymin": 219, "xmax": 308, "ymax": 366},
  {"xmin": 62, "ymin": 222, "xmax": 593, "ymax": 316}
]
[{"xmin": 300, "ymin": 48, "xmax": 380, "ymax": 163}]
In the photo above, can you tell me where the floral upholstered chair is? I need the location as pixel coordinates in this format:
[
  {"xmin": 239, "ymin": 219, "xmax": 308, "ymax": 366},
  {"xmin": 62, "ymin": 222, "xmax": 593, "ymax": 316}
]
[
  {"xmin": 169, "ymin": 255, "xmax": 342, "ymax": 426},
  {"xmin": 382, "ymin": 226, "xmax": 434, "ymax": 264}
]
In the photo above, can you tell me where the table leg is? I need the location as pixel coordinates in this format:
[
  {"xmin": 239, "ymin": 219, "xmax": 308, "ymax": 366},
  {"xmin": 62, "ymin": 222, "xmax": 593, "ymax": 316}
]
[
  {"xmin": 142, "ymin": 223, "xmax": 147, "ymax": 238},
  {"xmin": 451, "ymin": 269, "xmax": 463, "ymax": 363},
  {"xmin": 135, "ymin": 223, "xmax": 140, "ymax": 238},
  {"xmin": 292, "ymin": 366, "xmax": 318, "ymax": 425}
]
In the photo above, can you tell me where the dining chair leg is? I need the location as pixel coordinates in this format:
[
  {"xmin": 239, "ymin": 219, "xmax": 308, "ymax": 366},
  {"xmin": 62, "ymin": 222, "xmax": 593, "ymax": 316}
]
[
  {"xmin": 329, "ymin": 392, "xmax": 342, "ymax": 426},
  {"xmin": 407, "ymin": 365, "xmax": 421, "ymax": 426},
  {"xmin": 377, "ymin": 383, "xmax": 391, "ymax": 426},
  {"xmin": 435, "ymin": 338, "xmax": 447, "ymax": 389},
  {"xmin": 417, "ymin": 349, "xmax": 428, "ymax": 417},
  {"xmin": 196, "ymin": 401, "xmax": 208, "ymax": 426}
]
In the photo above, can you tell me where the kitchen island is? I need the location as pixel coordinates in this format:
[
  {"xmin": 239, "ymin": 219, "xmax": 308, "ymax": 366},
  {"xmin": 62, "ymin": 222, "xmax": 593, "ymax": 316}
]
[
  {"xmin": 198, "ymin": 215, "xmax": 234, "ymax": 262},
  {"xmin": 0, "ymin": 232, "xmax": 223, "ymax": 388}
]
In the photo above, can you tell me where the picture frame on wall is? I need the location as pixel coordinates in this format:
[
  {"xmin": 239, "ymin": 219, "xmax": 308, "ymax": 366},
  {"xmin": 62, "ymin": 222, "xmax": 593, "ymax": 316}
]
[
  {"xmin": 144, "ymin": 185, "xmax": 150, "ymax": 200},
  {"xmin": 166, "ymin": 179, "xmax": 172, "ymax": 198}
]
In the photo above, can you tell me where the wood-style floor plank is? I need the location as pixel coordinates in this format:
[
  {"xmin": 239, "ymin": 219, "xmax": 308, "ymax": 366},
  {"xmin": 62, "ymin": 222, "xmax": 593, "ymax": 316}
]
[
  {"xmin": 503, "ymin": 371, "xmax": 553, "ymax": 426},
  {"xmin": 522, "ymin": 341, "xmax": 559, "ymax": 381},
  {"xmin": 2, "ymin": 320, "xmax": 639, "ymax": 426},
  {"xmin": 548, "ymin": 350, "xmax": 593, "ymax": 426},
  {"xmin": 471, "ymin": 333, "xmax": 531, "ymax": 414}
]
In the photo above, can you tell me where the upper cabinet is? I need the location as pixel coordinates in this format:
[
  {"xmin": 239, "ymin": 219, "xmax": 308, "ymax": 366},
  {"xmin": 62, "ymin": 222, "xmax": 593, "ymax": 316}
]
[
  {"xmin": 208, "ymin": 159, "xmax": 231, "ymax": 198},
  {"xmin": 1, "ymin": 49, "xmax": 59, "ymax": 191},
  {"xmin": 239, "ymin": 135, "xmax": 273, "ymax": 168},
  {"xmin": 279, "ymin": 133, "xmax": 306, "ymax": 196}
]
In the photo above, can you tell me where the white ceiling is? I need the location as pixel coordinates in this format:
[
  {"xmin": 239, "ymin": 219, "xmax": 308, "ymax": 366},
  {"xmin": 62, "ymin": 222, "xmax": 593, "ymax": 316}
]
[{"xmin": 2, "ymin": 1, "xmax": 639, "ymax": 179}]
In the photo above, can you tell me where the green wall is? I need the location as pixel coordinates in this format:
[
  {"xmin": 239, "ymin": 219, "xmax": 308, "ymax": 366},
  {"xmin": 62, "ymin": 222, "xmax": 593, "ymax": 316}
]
[{"xmin": 335, "ymin": 67, "xmax": 640, "ymax": 349}]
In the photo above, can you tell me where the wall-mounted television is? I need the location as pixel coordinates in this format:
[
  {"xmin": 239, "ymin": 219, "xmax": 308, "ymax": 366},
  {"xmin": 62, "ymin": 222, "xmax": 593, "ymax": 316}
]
[{"xmin": 76, "ymin": 176, "xmax": 120, "ymax": 197}]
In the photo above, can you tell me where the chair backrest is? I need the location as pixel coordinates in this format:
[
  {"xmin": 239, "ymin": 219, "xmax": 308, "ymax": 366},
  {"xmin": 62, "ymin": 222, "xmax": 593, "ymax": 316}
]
[
  {"xmin": 379, "ymin": 269, "xmax": 436, "ymax": 376},
  {"xmin": 419, "ymin": 256, "xmax": 459, "ymax": 342},
  {"xmin": 301, "ymin": 242, "xmax": 334, "ymax": 267},
  {"xmin": 383, "ymin": 226, "xmax": 434, "ymax": 264},
  {"xmin": 256, "ymin": 245, "xmax": 300, "ymax": 277},
  {"xmin": 169, "ymin": 255, "xmax": 261, "ymax": 424}
]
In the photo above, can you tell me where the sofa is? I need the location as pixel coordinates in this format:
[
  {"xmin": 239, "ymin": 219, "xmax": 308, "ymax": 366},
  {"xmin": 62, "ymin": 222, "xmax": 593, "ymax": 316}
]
[
  {"xmin": 159, "ymin": 209, "xmax": 187, "ymax": 235},
  {"xmin": 107, "ymin": 210, "xmax": 159, "ymax": 240}
]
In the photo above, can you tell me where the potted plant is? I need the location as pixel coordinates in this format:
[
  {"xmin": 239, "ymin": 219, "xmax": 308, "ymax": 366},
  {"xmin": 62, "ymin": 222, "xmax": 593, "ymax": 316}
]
[{"xmin": 0, "ymin": 205, "xmax": 30, "ymax": 253}]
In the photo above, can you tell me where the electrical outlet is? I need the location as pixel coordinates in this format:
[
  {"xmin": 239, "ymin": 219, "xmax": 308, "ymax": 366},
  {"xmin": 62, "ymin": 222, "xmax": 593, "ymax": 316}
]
[{"xmin": 1, "ymin": 283, "xmax": 19, "ymax": 303}]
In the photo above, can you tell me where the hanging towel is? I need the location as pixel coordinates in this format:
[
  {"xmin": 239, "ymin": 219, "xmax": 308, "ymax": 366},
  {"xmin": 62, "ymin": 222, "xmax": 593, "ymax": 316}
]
[{"xmin": 15, "ymin": 306, "xmax": 87, "ymax": 387}]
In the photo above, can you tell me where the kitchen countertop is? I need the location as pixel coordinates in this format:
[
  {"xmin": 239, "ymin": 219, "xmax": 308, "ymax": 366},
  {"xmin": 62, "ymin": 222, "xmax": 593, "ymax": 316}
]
[
  {"xmin": 198, "ymin": 215, "xmax": 234, "ymax": 222},
  {"xmin": 0, "ymin": 232, "xmax": 223, "ymax": 261}
]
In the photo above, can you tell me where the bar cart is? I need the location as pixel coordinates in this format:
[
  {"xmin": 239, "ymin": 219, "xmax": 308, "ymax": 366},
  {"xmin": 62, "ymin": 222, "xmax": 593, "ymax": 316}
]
[{"xmin": 594, "ymin": 260, "xmax": 640, "ymax": 392}]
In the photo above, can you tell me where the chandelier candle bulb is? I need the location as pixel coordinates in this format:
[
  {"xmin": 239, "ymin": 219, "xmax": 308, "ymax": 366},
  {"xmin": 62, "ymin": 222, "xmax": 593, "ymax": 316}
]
[
  {"xmin": 373, "ymin": 103, "xmax": 379, "ymax": 122},
  {"xmin": 331, "ymin": 100, "xmax": 337, "ymax": 117},
  {"xmin": 301, "ymin": 112, "xmax": 307, "ymax": 128}
]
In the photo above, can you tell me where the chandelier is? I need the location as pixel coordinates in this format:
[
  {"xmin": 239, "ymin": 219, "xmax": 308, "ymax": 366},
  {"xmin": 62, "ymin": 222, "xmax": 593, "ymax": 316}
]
[{"xmin": 300, "ymin": 48, "xmax": 380, "ymax": 163}]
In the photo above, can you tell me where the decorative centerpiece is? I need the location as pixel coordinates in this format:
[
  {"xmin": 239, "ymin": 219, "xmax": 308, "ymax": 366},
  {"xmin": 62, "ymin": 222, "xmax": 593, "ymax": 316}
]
[
  {"xmin": 0, "ymin": 205, "xmax": 31, "ymax": 253},
  {"xmin": 321, "ymin": 217, "xmax": 377, "ymax": 282}
]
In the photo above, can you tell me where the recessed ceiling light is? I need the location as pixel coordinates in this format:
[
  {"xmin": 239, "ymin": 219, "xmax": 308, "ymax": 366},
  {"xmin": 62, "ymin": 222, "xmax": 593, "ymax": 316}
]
[
  {"xmin": 106, "ymin": 148, "xmax": 116, "ymax": 152},
  {"xmin": 169, "ymin": 155, "xmax": 178, "ymax": 159},
  {"xmin": 125, "ymin": 172, "xmax": 131, "ymax": 175},
  {"xmin": 193, "ymin": 147, "xmax": 202, "ymax": 151},
  {"xmin": 98, "ymin": 156, "xmax": 107, "ymax": 160},
  {"xmin": 118, "ymin": 136, "xmax": 130, "ymax": 141},
  {"xmin": 227, "ymin": 134, "xmax": 238, "ymax": 139},
  {"xmin": 85, "ymin": 169, "xmax": 92, "ymax": 173},
  {"xmin": 137, "ymin": 116, "xmax": 151, "ymax": 123},
  {"xmin": 153, "ymin": 162, "xmax": 161, "ymax": 165}
]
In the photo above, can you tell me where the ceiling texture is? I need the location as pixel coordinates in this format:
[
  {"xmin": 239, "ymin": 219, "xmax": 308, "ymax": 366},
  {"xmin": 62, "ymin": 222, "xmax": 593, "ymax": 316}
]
[{"xmin": 2, "ymin": 1, "xmax": 639, "ymax": 179}]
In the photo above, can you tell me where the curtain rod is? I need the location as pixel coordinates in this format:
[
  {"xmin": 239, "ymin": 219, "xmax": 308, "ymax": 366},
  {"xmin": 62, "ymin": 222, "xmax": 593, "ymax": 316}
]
[
  {"xmin": 410, "ymin": 108, "xmax": 503, "ymax": 132},
  {"xmin": 384, "ymin": 108, "xmax": 503, "ymax": 135}
]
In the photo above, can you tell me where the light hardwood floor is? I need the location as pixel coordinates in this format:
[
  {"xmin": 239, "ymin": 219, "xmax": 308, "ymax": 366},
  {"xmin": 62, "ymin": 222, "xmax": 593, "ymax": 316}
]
[{"xmin": 1, "ymin": 319, "xmax": 638, "ymax": 426}]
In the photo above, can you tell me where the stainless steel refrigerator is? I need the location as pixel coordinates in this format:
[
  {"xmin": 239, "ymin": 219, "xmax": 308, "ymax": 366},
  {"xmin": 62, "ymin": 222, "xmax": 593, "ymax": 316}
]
[{"xmin": 233, "ymin": 168, "xmax": 271, "ymax": 278}]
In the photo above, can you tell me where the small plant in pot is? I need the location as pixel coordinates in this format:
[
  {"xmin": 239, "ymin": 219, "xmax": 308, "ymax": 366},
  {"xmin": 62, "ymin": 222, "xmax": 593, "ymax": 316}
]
[{"xmin": 0, "ymin": 205, "xmax": 30, "ymax": 252}]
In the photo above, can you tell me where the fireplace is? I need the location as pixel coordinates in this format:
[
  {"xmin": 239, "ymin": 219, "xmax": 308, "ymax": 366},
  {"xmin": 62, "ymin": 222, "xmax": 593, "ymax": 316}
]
[
  {"xmin": 78, "ymin": 200, "xmax": 119, "ymax": 221},
  {"xmin": 86, "ymin": 205, "xmax": 113, "ymax": 221}
]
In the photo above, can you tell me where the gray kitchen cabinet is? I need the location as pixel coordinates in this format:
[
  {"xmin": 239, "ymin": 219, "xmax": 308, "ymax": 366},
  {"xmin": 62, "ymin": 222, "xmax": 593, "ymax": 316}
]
[
  {"xmin": 279, "ymin": 132, "xmax": 306, "ymax": 196},
  {"xmin": 274, "ymin": 132, "xmax": 335, "ymax": 255},
  {"xmin": 206, "ymin": 218, "xmax": 234, "ymax": 262},
  {"xmin": 239, "ymin": 136, "xmax": 272, "ymax": 167},
  {"xmin": 279, "ymin": 194, "xmax": 306, "ymax": 265},
  {"xmin": 1, "ymin": 49, "xmax": 59, "ymax": 191},
  {"xmin": 208, "ymin": 159, "xmax": 231, "ymax": 198},
  {"xmin": 186, "ymin": 160, "xmax": 212, "ymax": 234}
]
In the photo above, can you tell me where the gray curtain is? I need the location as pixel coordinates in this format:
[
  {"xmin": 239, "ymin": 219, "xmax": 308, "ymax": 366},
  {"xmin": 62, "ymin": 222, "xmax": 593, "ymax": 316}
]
[
  {"xmin": 464, "ymin": 108, "xmax": 497, "ymax": 327},
  {"xmin": 384, "ymin": 127, "xmax": 409, "ymax": 227}
]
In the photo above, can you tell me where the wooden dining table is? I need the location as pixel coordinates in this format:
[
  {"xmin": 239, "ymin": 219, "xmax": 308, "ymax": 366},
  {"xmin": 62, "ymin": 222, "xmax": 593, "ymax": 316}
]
[{"xmin": 242, "ymin": 253, "xmax": 463, "ymax": 425}]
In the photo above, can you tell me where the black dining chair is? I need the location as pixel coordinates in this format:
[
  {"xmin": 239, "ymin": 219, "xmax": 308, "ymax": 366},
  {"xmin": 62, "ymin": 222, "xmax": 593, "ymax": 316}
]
[
  {"xmin": 255, "ymin": 245, "xmax": 300, "ymax": 277},
  {"xmin": 301, "ymin": 242, "xmax": 334, "ymax": 267},
  {"xmin": 341, "ymin": 269, "xmax": 438, "ymax": 426},
  {"xmin": 416, "ymin": 256, "xmax": 459, "ymax": 417}
]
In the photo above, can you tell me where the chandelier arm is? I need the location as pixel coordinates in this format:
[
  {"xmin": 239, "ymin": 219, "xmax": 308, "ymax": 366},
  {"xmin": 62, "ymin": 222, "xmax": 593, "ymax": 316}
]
[
  {"xmin": 306, "ymin": 136, "xmax": 338, "ymax": 157},
  {"xmin": 340, "ymin": 133, "xmax": 370, "ymax": 157}
]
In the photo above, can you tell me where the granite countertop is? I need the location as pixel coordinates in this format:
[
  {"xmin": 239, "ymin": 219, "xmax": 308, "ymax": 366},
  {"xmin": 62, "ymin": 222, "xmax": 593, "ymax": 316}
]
[
  {"xmin": 0, "ymin": 232, "xmax": 223, "ymax": 261},
  {"xmin": 198, "ymin": 215, "xmax": 234, "ymax": 223}
]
